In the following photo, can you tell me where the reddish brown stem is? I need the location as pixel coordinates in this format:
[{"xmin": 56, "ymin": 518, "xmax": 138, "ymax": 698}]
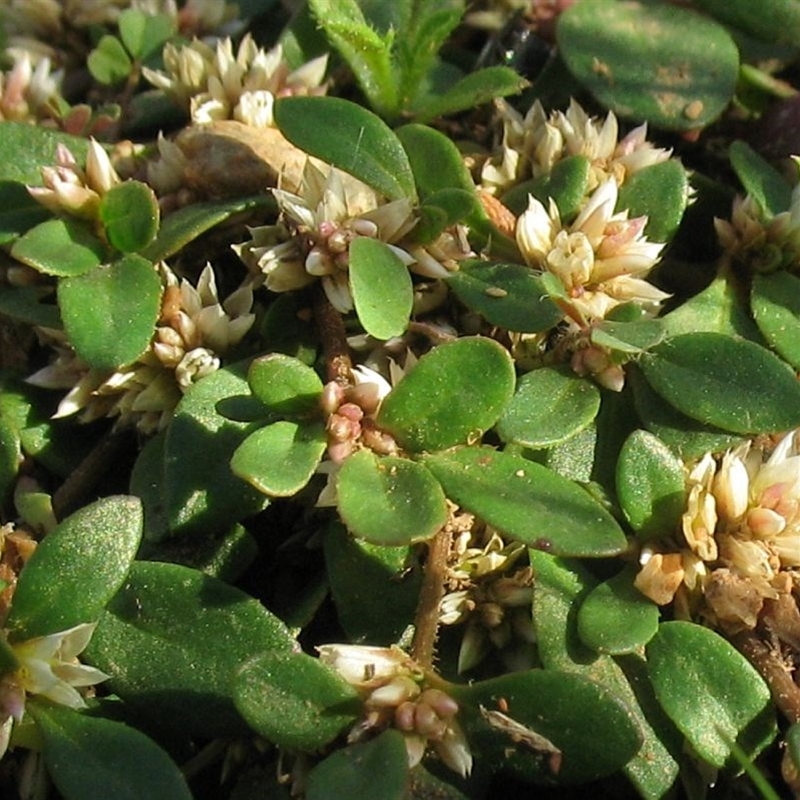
[{"xmin": 312, "ymin": 284, "xmax": 352, "ymax": 385}]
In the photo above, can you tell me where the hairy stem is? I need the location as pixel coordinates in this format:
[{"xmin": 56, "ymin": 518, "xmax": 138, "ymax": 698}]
[
  {"xmin": 411, "ymin": 526, "xmax": 452, "ymax": 670},
  {"xmin": 312, "ymin": 284, "xmax": 352, "ymax": 385}
]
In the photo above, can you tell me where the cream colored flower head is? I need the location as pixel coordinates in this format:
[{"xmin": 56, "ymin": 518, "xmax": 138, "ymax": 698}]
[
  {"xmin": 143, "ymin": 34, "xmax": 328, "ymax": 127},
  {"xmin": 516, "ymin": 178, "xmax": 668, "ymax": 324},
  {"xmin": 235, "ymin": 161, "xmax": 469, "ymax": 313},
  {"xmin": 0, "ymin": 53, "xmax": 62, "ymax": 123},
  {"xmin": 481, "ymin": 98, "xmax": 671, "ymax": 196}
]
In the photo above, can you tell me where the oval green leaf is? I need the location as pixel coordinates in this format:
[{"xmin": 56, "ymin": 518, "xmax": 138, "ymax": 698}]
[
  {"xmin": 87, "ymin": 35, "xmax": 133, "ymax": 86},
  {"xmin": 752, "ymin": 271, "xmax": 800, "ymax": 370},
  {"xmin": 515, "ymin": 155, "xmax": 592, "ymax": 220},
  {"xmin": 349, "ymin": 236, "xmax": 413, "ymax": 340},
  {"xmin": 57, "ymin": 254, "xmax": 162, "ymax": 370},
  {"xmin": 163, "ymin": 360, "xmax": 270, "ymax": 536},
  {"xmin": 577, "ymin": 566, "xmax": 660, "ymax": 654},
  {"xmin": 729, "ymin": 140, "xmax": 792, "ymax": 216},
  {"xmin": 557, "ymin": 0, "xmax": 739, "ymax": 130},
  {"xmin": 646, "ymin": 621, "xmax": 776, "ymax": 768},
  {"xmin": 446, "ymin": 261, "xmax": 563, "ymax": 333},
  {"xmin": 453, "ymin": 669, "xmax": 643, "ymax": 785},
  {"xmin": 497, "ymin": 366, "xmax": 600, "ymax": 449},
  {"xmin": 7, "ymin": 496, "xmax": 142, "ymax": 640},
  {"xmin": 336, "ymin": 450, "xmax": 448, "ymax": 545},
  {"xmin": 616, "ymin": 429, "xmax": 685, "ymax": 541},
  {"xmin": 234, "ymin": 651, "xmax": 359, "ymax": 751},
  {"xmin": 306, "ymin": 730, "xmax": 409, "ymax": 800},
  {"xmin": 247, "ymin": 353, "xmax": 323, "ymax": 416},
  {"xmin": 639, "ymin": 332, "xmax": 800, "ymax": 434},
  {"xmin": 424, "ymin": 447, "xmax": 628, "ymax": 557},
  {"xmin": 84, "ymin": 561, "xmax": 295, "ymax": 737},
  {"xmin": 0, "ymin": 123, "xmax": 90, "ymax": 185},
  {"xmin": 693, "ymin": 0, "xmax": 800, "ymax": 48},
  {"xmin": 99, "ymin": 181, "xmax": 160, "ymax": 253},
  {"xmin": 377, "ymin": 337, "xmax": 515, "ymax": 452},
  {"xmin": 590, "ymin": 318, "xmax": 666, "ymax": 354},
  {"xmin": 118, "ymin": 7, "xmax": 176, "ymax": 60},
  {"xmin": 29, "ymin": 702, "xmax": 192, "ymax": 800},
  {"xmin": 231, "ymin": 420, "xmax": 326, "ymax": 498},
  {"xmin": 274, "ymin": 96, "xmax": 416, "ymax": 201},
  {"xmin": 11, "ymin": 218, "xmax": 105, "ymax": 277}
]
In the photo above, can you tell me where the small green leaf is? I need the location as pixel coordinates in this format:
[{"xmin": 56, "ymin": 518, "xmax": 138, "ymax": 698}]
[
  {"xmin": 425, "ymin": 447, "xmax": 628, "ymax": 557},
  {"xmin": 247, "ymin": 353, "xmax": 323, "ymax": 416},
  {"xmin": 0, "ymin": 123, "xmax": 90, "ymax": 185},
  {"xmin": 646, "ymin": 621, "xmax": 776, "ymax": 767},
  {"xmin": 693, "ymin": 0, "xmax": 800, "ymax": 47},
  {"xmin": 231, "ymin": 420, "xmax": 326, "ymax": 497},
  {"xmin": 590, "ymin": 318, "xmax": 666, "ymax": 354},
  {"xmin": 7, "ymin": 496, "xmax": 142, "ymax": 640},
  {"xmin": 446, "ymin": 261, "xmax": 563, "ymax": 333},
  {"xmin": 412, "ymin": 66, "xmax": 527, "ymax": 123},
  {"xmin": 274, "ymin": 97, "xmax": 416, "ymax": 201},
  {"xmin": 0, "ymin": 285, "xmax": 60, "ymax": 329},
  {"xmin": 729, "ymin": 140, "xmax": 792, "ymax": 216},
  {"xmin": 454, "ymin": 669, "xmax": 643, "ymax": 785},
  {"xmin": 377, "ymin": 337, "xmax": 515, "ymax": 452},
  {"xmin": 99, "ymin": 181, "xmax": 160, "ymax": 253},
  {"xmin": 640, "ymin": 332, "xmax": 800, "ymax": 434},
  {"xmin": 616, "ymin": 429, "xmax": 685, "ymax": 541},
  {"xmin": 306, "ymin": 730, "xmax": 409, "ymax": 800},
  {"xmin": 11, "ymin": 218, "xmax": 105, "ymax": 277},
  {"xmin": 141, "ymin": 196, "xmax": 274, "ymax": 262},
  {"xmin": 85, "ymin": 561, "xmax": 295, "ymax": 737},
  {"xmin": 337, "ymin": 450, "xmax": 448, "ymax": 545},
  {"xmin": 506, "ymin": 155, "xmax": 592, "ymax": 220},
  {"xmin": 57, "ymin": 254, "xmax": 162, "ymax": 370},
  {"xmin": 577, "ymin": 566, "xmax": 660, "ymax": 654},
  {"xmin": 87, "ymin": 35, "xmax": 133, "ymax": 86},
  {"xmin": 350, "ymin": 237, "xmax": 413, "ymax": 340},
  {"xmin": 0, "ymin": 180, "xmax": 50, "ymax": 244},
  {"xmin": 234, "ymin": 651, "xmax": 359, "ymax": 751},
  {"xmin": 617, "ymin": 159, "xmax": 689, "ymax": 243},
  {"xmin": 557, "ymin": 0, "xmax": 739, "ymax": 130},
  {"xmin": 164, "ymin": 360, "xmax": 270, "ymax": 536},
  {"xmin": 497, "ymin": 366, "xmax": 600, "ymax": 449},
  {"xmin": 30, "ymin": 702, "xmax": 192, "ymax": 800},
  {"xmin": 118, "ymin": 8, "xmax": 176, "ymax": 60},
  {"xmin": 752, "ymin": 271, "xmax": 800, "ymax": 369}
]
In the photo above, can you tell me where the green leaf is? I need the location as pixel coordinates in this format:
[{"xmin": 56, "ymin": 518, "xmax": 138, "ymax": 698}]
[
  {"xmin": 323, "ymin": 522, "xmax": 421, "ymax": 644},
  {"xmin": 454, "ymin": 669, "xmax": 643, "ymax": 785},
  {"xmin": 0, "ymin": 123, "xmax": 90, "ymax": 185},
  {"xmin": 247, "ymin": 353, "xmax": 323, "ymax": 416},
  {"xmin": 692, "ymin": 0, "xmax": 800, "ymax": 47},
  {"xmin": 639, "ymin": 332, "xmax": 800, "ymax": 434},
  {"xmin": 336, "ymin": 450, "xmax": 448, "ymax": 545},
  {"xmin": 163, "ymin": 360, "xmax": 270, "ymax": 536},
  {"xmin": 234, "ymin": 651, "xmax": 359, "ymax": 750},
  {"xmin": 412, "ymin": 66, "xmax": 527, "ymax": 123},
  {"xmin": 0, "ymin": 411, "xmax": 20, "ymax": 511},
  {"xmin": 0, "ymin": 180, "xmax": 50, "ymax": 244},
  {"xmin": 557, "ymin": 0, "xmax": 739, "ymax": 130},
  {"xmin": 99, "ymin": 181, "xmax": 160, "ymax": 253},
  {"xmin": 752, "ymin": 271, "xmax": 800, "ymax": 369},
  {"xmin": 57, "ymin": 254, "xmax": 162, "ymax": 370},
  {"xmin": 349, "ymin": 237, "xmax": 413, "ymax": 339},
  {"xmin": 7, "ymin": 496, "xmax": 142, "ymax": 640},
  {"xmin": 307, "ymin": 0, "xmax": 398, "ymax": 117},
  {"xmin": 11, "ymin": 218, "xmax": 105, "ymax": 277},
  {"xmin": 85, "ymin": 561, "xmax": 295, "ymax": 737},
  {"xmin": 497, "ymin": 366, "xmax": 600, "ymax": 449},
  {"xmin": 505, "ymin": 155, "xmax": 592, "ymax": 220},
  {"xmin": 395, "ymin": 123, "xmax": 475, "ymax": 199},
  {"xmin": 141, "ymin": 196, "xmax": 274, "ymax": 262},
  {"xmin": 306, "ymin": 730, "xmax": 409, "ymax": 800},
  {"xmin": 425, "ymin": 447, "xmax": 628, "ymax": 557},
  {"xmin": 590, "ymin": 318, "xmax": 666, "ymax": 354},
  {"xmin": 729, "ymin": 140, "xmax": 792, "ymax": 216},
  {"xmin": 30, "ymin": 702, "xmax": 192, "ymax": 800},
  {"xmin": 274, "ymin": 97, "xmax": 416, "ymax": 201},
  {"xmin": 377, "ymin": 337, "xmax": 515, "ymax": 452},
  {"xmin": 616, "ymin": 429, "xmax": 685, "ymax": 541},
  {"xmin": 577, "ymin": 566, "xmax": 660, "ymax": 654},
  {"xmin": 445, "ymin": 261, "xmax": 563, "ymax": 333},
  {"xmin": 0, "ymin": 285, "xmax": 60, "ymax": 329},
  {"xmin": 231, "ymin": 420, "xmax": 326, "ymax": 497},
  {"xmin": 646, "ymin": 621, "xmax": 776, "ymax": 768},
  {"xmin": 87, "ymin": 35, "xmax": 133, "ymax": 86},
  {"xmin": 617, "ymin": 159, "xmax": 689, "ymax": 243},
  {"xmin": 118, "ymin": 8, "xmax": 176, "ymax": 60}
]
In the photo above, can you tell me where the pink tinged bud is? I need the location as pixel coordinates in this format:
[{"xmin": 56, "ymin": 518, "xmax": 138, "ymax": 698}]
[
  {"xmin": 419, "ymin": 689, "xmax": 459, "ymax": 719},
  {"xmin": 345, "ymin": 382, "xmax": 382, "ymax": 415},
  {"xmin": 597, "ymin": 216, "xmax": 647, "ymax": 258},
  {"xmin": 746, "ymin": 507, "xmax": 786, "ymax": 538},
  {"xmin": 327, "ymin": 439, "xmax": 356, "ymax": 464},
  {"xmin": 320, "ymin": 381, "xmax": 345, "ymax": 415},
  {"xmin": 360, "ymin": 424, "xmax": 399, "ymax": 456},
  {"xmin": 327, "ymin": 413, "xmax": 360, "ymax": 442},
  {"xmin": 337, "ymin": 403, "xmax": 364, "ymax": 423},
  {"xmin": 594, "ymin": 364, "xmax": 625, "ymax": 392},
  {"xmin": 318, "ymin": 220, "xmax": 337, "ymax": 238},
  {"xmin": 395, "ymin": 701, "xmax": 417, "ymax": 732},
  {"xmin": 368, "ymin": 676, "xmax": 420, "ymax": 708},
  {"xmin": 414, "ymin": 702, "xmax": 448, "ymax": 739}
]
